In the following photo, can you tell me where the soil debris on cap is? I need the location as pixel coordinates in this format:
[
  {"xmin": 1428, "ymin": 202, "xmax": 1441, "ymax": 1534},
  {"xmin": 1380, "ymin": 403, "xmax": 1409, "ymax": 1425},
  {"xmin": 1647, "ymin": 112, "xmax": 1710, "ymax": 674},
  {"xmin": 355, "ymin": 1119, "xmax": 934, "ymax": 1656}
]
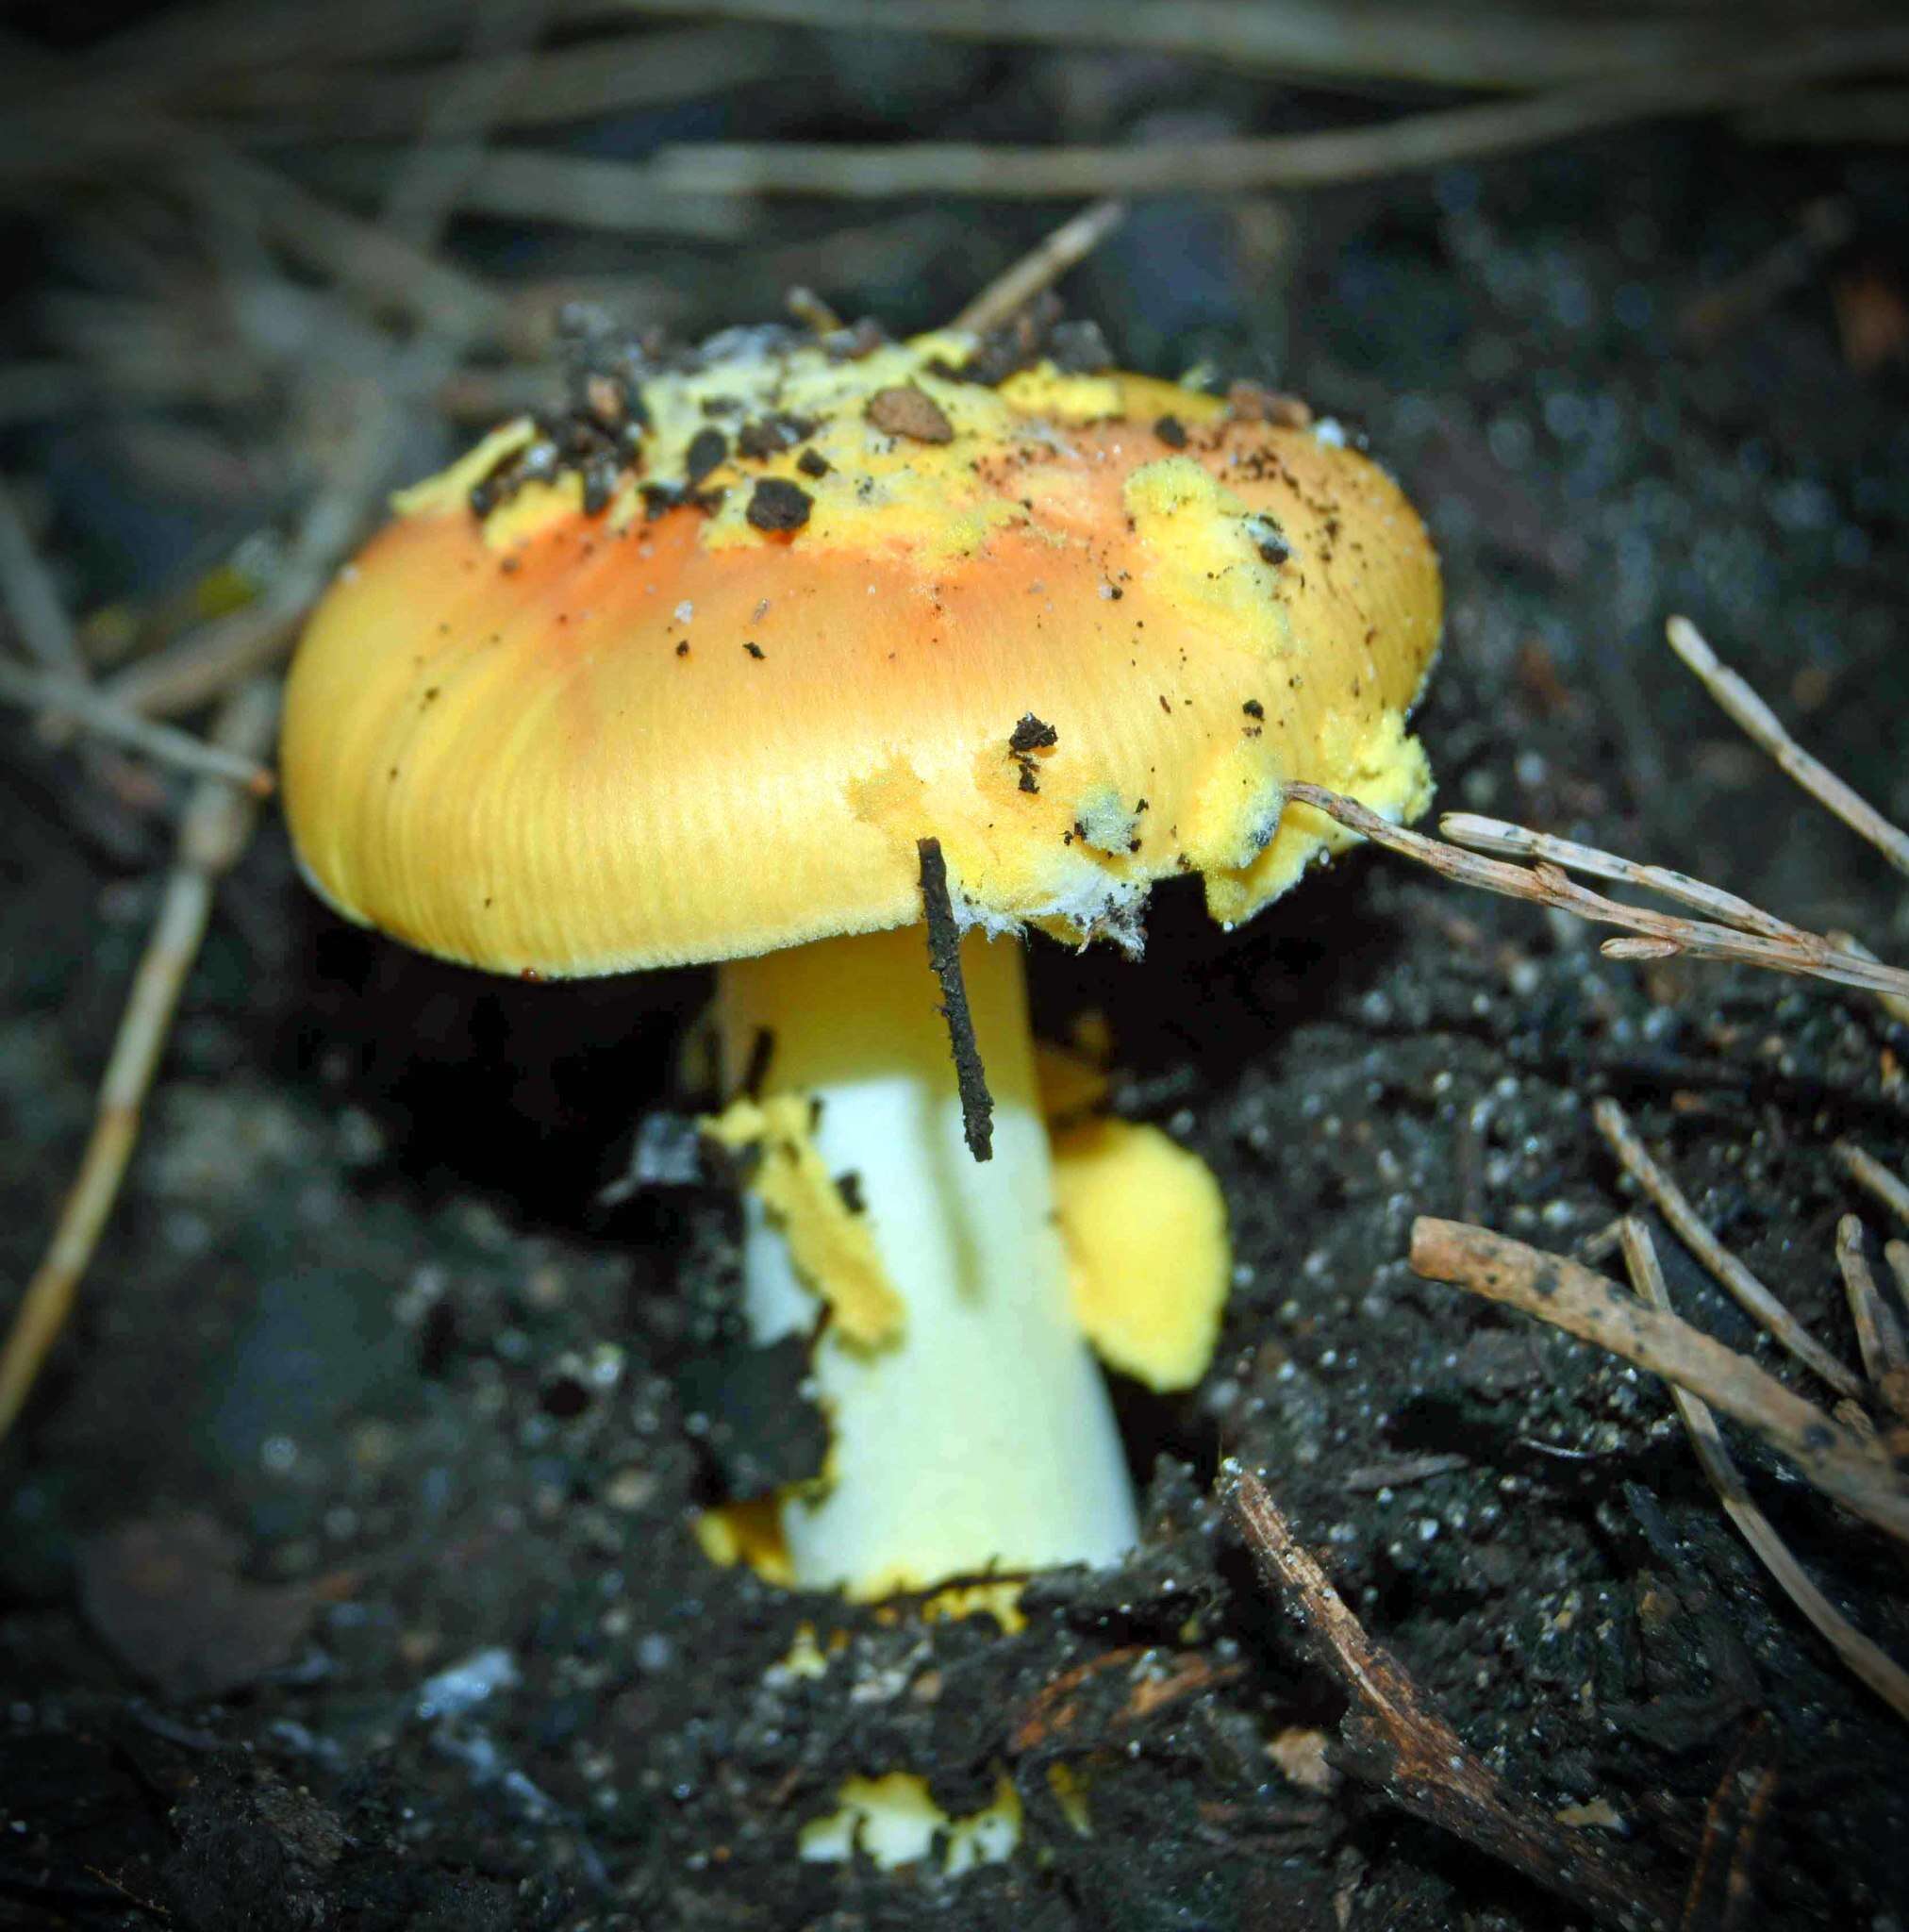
[
  {"xmin": 745, "ymin": 479, "xmax": 813, "ymax": 533},
  {"xmin": 1154, "ymin": 414, "xmax": 1189, "ymax": 449},
  {"xmin": 796, "ymin": 447, "xmax": 831, "ymax": 478},
  {"xmin": 1008, "ymin": 713, "xmax": 1058, "ymax": 793},
  {"xmin": 685, "ymin": 427, "xmax": 728, "ymax": 485},
  {"xmin": 736, "ymin": 412, "xmax": 817, "ymax": 460},
  {"xmin": 1251, "ymin": 516, "xmax": 1292, "ymax": 566},
  {"xmin": 867, "ymin": 385, "xmax": 954, "ymax": 444}
]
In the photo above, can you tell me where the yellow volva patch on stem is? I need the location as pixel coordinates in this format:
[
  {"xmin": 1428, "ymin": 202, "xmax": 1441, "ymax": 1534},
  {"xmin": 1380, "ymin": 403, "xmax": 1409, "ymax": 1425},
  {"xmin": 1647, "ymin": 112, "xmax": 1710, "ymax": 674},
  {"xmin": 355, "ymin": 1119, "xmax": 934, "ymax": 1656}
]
[
  {"xmin": 702, "ymin": 1093, "xmax": 904, "ymax": 1347},
  {"xmin": 1052, "ymin": 1118, "xmax": 1231, "ymax": 1391}
]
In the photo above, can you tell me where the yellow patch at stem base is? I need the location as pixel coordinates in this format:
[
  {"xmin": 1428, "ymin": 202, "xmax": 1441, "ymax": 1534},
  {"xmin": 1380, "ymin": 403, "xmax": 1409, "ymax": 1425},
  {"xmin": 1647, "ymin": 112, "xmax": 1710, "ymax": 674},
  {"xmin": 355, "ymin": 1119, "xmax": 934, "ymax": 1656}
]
[{"xmin": 799, "ymin": 1773, "xmax": 1022, "ymax": 1874}]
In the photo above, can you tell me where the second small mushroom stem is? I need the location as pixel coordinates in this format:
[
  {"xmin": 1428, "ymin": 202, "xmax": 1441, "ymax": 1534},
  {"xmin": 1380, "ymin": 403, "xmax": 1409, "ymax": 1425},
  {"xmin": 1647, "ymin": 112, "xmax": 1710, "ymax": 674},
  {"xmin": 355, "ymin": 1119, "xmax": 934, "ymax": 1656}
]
[{"xmin": 714, "ymin": 923, "xmax": 1138, "ymax": 1596}]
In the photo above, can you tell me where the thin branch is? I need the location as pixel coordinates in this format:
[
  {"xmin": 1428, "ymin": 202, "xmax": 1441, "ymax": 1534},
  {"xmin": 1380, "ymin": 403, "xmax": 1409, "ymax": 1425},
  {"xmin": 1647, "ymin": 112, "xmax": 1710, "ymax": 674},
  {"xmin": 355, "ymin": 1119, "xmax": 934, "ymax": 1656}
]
[
  {"xmin": 379, "ymin": 0, "xmax": 551, "ymax": 252},
  {"xmin": 1835, "ymin": 1216, "xmax": 1907, "ymax": 1384},
  {"xmin": 308, "ymin": 146, "xmax": 756, "ymax": 241},
  {"xmin": 0, "ymin": 658, "xmax": 274, "ymax": 795},
  {"xmin": 0, "ymin": 363, "xmax": 95, "ymax": 426},
  {"xmin": 1222, "ymin": 1461, "xmax": 1677, "ymax": 1931},
  {"xmin": 648, "ymin": 33, "xmax": 1909, "ymax": 198},
  {"xmin": 108, "ymin": 376, "xmax": 406, "ymax": 719},
  {"xmin": 192, "ymin": 25, "xmax": 786, "ymax": 142},
  {"xmin": 0, "ymin": 679, "xmax": 279, "ymax": 1441},
  {"xmin": 1594, "ymin": 1097, "xmax": 1861, "ymax": 1400},
  {"xmin": 1285, "ymin": 783, "xmax": 1909, "ymax": 1003},
  {"xmin": 0, "ymin": 92, "xmax": 512, "ymax": 346},
  {"xmin": 650, "ymin": 90, "xmax": 1668, "ymax": 198},
  {"xmin": 42, "ymin": 0, "xmax": 480, "ymax": 101},
  {"xmin": 1834, "ymin": 1140, "xmax": 1909, "ymax": 1230},
  {"xmin": 1827, "ymin": 931, "xmax": 1909, "ymax": 1027},
  {"xmin": 1736, "ymin": 87, "xmax": 1909, "ymax": 148},
  {"xmin": 1666, "ymin": 616, "xmax": 1909, "ymax": 879},
  {"xmin": 576, "ymin": 0, "xmax": 1831, "ymax": 92},
  {"xmin": 200, "ymin": 146, "xmax": 512, "ymax": 342},
  {"xmin": 0, "ymin": 477, "xmax": 90, "ymax": 682},
  {"xmin": 1406, "ymin": 1218, "xmax": 1908, "ymax": 1545},
  {"xmin": 1679, "ymin": 1719, "xmax": 1782, "ymax": 1932},
  {"xmin": 1619, "ymin": 1218, "xmax": 1909, "ymax": 1727},
  {"xmin": 950, "ymin": 198, "xmax": 1125, "ymax": 334}
]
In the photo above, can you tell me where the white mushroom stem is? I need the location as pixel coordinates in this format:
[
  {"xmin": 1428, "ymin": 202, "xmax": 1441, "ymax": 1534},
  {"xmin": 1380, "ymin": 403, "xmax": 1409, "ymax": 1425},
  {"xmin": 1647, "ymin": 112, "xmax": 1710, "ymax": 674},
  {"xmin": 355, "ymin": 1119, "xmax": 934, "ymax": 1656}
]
[{"xmin": 714, "ymin": 923, "xmax": 1137, "ymax": 1596}]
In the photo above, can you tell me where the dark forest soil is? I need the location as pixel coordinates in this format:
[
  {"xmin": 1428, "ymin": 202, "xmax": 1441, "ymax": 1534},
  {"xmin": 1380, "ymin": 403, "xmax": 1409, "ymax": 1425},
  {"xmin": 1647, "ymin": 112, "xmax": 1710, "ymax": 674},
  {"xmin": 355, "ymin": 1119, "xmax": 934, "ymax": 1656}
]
[{"xmin": 3, "ymin": 118, "xmax": 1908, "ymax": 1931}]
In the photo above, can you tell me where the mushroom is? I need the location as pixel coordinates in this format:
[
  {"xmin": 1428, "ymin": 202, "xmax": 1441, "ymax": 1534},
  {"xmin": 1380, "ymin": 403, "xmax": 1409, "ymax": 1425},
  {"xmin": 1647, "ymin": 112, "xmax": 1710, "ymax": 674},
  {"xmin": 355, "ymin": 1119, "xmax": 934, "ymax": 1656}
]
[{"xmin": 279, "ymin": 320, "xmax": 1440, "ymax": 1599}]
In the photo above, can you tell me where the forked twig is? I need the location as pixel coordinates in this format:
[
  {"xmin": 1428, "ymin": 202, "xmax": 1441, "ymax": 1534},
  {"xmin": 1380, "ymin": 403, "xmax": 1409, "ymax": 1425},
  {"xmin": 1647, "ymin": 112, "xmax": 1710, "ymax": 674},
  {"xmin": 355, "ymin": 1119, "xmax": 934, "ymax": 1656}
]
[
  {"xmin": 1223, "ymin": 1461, "xmax": 1676, "ymax": 1931},
  {"xmin": 1406, "ymin": 1219, "xmax": 1908, "ymax": 1545},
  {"xmin": 1618, "ymin": 1219, "xmax": 1909, "ymax": 1726},
  {"xmin": 0, "ymin": 679, "xmax": 279, "ymax": 1440},
  {"xmin": 1439, "ymin": 814, "xmax": 1794, "ymax": 940},
  {"xmin": 1594, "ymin": 1098, "xmax": 1860, "ymax": 1399},
  {"xmin": 1283, "ymin": 783, "xmax": 1909, "ymax": 1003}
]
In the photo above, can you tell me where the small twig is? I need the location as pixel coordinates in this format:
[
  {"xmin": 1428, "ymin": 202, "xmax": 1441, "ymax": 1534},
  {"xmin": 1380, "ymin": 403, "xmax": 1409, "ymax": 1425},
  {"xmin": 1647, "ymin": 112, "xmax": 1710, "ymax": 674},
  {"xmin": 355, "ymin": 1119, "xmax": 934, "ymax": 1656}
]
[
  {"xmin": 1407, "ymin": 1218, "xmax": 1908, "ymax": 1545},
  {"xmin": 1666, "ymin": 617, "xmax": 1909, "ymax": 879},
  {"xmin": 0, "ymin": 658, "xmax": 274, "ymax": 795},
  {"xmin": 950, "ymin": 198, "xmax": 1125, "ymax": 335},
  {"xmin": 1620, "ymin": 1219, "xmax": 1909, "ymax": 1726},
  {"xmin": 0, "ymin": 679, "xmax": 279, "ymax": 1441},
  {"xmin": 1285, "ymin": 783, "xmax": 1909, "ymax": 1003},
  {"xmin": 1594, "ymin": 1098, "xmax": 1860, "ymax": 1399},
  {"xmin": 1440, "ymin": 814, "xmax": 1795, "ymax": 940},
  {"xmin": 1835, "ymin": 1217, "xmax": 1907, "ymax": 1383},
  {"xmin": 917, "ymin": 837, "xmax": 993, "ymax": 1162},
  {"xmin": 1222, "ymin": 1461, "xmax": 1676, "ymax": 1931},
  {"xmin": 0, "ymin": 475, "xmax": 90, "ymax": 681},
  {"xmin": 1834, "ymin": 1140, "xmax": 1909, "ymax": 1230}
]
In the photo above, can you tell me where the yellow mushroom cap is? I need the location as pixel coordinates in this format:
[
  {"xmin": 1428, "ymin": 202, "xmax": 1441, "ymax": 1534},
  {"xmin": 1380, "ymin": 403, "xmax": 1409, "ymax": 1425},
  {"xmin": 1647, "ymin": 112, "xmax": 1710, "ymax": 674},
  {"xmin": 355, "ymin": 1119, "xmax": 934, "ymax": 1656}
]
[{"xmin": 280, "ymin": 326, "xmax": 1440, "ymax": 976}]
